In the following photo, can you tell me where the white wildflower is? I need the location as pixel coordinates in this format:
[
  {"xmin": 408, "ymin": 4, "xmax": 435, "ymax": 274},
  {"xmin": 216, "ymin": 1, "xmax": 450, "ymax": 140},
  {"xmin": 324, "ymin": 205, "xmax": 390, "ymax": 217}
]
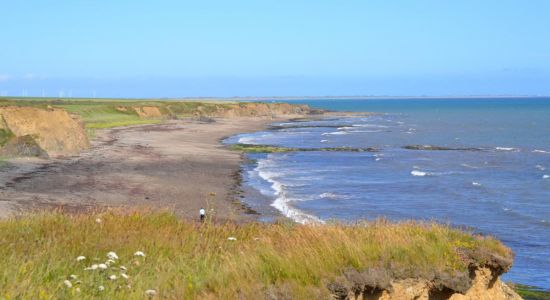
[
  {"xmin": 227, "ymin": 237, "xmax": 237, "ymax": 241},
  {"xmin": 69, "ymin": 274, "xmax": 77, "ymax": 280},
  {"xmin": 134, "ymin": 251, "xmax": 146, "ymax": 257},
  {"xmin": 98, "ymin": 285, "xmax": 105, "ymax": 292},
  {"xmin": 63, "ymin": 280, "xmax": 72, "ymax": 288},
  {"xmin": 76, "ymin": 287, "xmax": 81, "ymax": 293},
  {"xmin": 85, "ymin": 264, "xmax": 99, "ymax": 271},
  {"xmin": 121, "ymin": 273, "xmax": 129, "ymax": 279},
  {"xmin": 120, "ymin": 266, "xmax": 127, "ymax": 271},
  {"xmin": 95, "ymin": 218, "xmax": 102, "ymax": 224},
  {"xmin": 98, "ymin": 263, "xmax": 108, "ymax": 270},
  {"xmin": 109, "ymin": 274, "xmax": 117, "ymax": 281},
  {"xmin": 145, "ymin": 289, "xmax": 157, "ymax": 297},
  {"xmin": 76, "ymin": 256, "xmax": 86, "ymax": 262},
  {"xmin": 107, "ymin": 251, "xmax": 119, "ymax": 260},
  {"xmin": 106, "ymin": 259, "xmax": 116, "ymax": 265}
]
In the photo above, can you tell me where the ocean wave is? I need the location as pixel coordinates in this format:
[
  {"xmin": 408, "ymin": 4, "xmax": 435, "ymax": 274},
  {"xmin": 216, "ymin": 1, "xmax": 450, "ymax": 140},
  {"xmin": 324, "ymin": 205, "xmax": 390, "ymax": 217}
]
[
  {"xmin": 411, "ymin": 169, "xmax": 461, "ymax": 177},
  {"xmin": 348, "ymin": 130, "xmax": 384, "ymax": 133},
  {"xmin": 543, "ymin": 175, "xmax": 549, "ymax": 179},
  {"xmin": 352, "ymin": 124, "xmax": 389, "ymax": 128},
  {"xmin": 411, "ymin": 170, "xmax": 428, "ymax": 177},
  {"xmin": 495, "ymin": 147, "xmax": 520, "ymax": 152},
  {"xmin": 320, "ymin": 139, "xmax": 328, "ymax": 143},
  {"xmin": 535, "ymin": 165, "xmax": 546, "ymax": 171},
  {"xmin": 255, "ymin": 159, "xmax": 324, "ymax": 224},
  {"xmin": 238, "ymin": 136, "xmax": 257, "ymax": 144},
  {"xmin": 461, "ymin": 163, "xmax": 480, "ymax": 169},
  {"xmin": 472, "ymin": 182, "xmax": 482, "ymax": 187},
  {"xmin": 319, "ymin": 192, "xmax": 348, "ymax": 200},
  {"xmin": 322, "ymin": 131, "xmax": 349, "ymax": 136},
  {"xmin": 533, "ymin": 149, "xmax": 550, "ymax": 154}
]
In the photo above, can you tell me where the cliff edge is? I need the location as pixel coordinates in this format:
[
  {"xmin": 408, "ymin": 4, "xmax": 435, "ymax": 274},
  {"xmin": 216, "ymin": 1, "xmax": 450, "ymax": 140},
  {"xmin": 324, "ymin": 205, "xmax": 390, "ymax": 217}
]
[{"xmin": 0, "ymin": 106, "xmax": 89, "ymax": 156}]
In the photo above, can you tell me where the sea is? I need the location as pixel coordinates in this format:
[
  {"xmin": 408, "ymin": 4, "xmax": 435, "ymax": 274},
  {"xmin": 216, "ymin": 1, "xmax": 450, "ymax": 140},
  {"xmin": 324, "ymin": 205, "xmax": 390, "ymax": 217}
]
[{"xmin": 223, "ymin": 97, "xmax": 550, "ymax": 289}]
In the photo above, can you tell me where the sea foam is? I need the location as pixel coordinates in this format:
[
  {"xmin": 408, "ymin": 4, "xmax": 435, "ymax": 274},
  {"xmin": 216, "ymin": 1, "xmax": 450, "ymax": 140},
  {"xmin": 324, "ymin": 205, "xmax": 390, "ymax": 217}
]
[
  {"xmin": 255, "ymin": 158, "xmax": 324, "ymax": 224},
  {"xmin": 495, "ymin": 147, "xmax": 520, "ymax": 152},
  {"xmin": 411, "ymin": 170, "xmax": 428, "ymax": 177}
]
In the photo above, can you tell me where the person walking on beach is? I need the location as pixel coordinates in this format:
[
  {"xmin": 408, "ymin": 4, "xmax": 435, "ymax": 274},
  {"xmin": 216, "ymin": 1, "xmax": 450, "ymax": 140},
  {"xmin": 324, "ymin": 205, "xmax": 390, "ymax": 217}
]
[{"xmin": 199, "ymin": 207, "xmax": 206, "ymax": 222}]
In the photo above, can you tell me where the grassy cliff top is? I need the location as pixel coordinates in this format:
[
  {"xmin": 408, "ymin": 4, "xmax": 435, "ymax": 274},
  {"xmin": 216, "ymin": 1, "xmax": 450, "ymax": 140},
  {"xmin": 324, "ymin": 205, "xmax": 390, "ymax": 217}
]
[
  {"xmin": 0, "ymin": 97, "xmax": 315, "ymax": 135},
  {"xmin": 0, "ymin": 97, "xmax": 236, "ymax": 131},
  {"xmin": 0, "ymin": 211, "xmax": 512, "ymax": 299}
]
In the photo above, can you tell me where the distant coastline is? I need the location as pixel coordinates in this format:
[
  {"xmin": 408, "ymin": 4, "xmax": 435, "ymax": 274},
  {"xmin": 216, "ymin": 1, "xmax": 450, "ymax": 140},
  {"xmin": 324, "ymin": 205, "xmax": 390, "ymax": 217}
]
[{"xmin": 2, "ymin": 94, "xmax": 549, "ymax": 102}]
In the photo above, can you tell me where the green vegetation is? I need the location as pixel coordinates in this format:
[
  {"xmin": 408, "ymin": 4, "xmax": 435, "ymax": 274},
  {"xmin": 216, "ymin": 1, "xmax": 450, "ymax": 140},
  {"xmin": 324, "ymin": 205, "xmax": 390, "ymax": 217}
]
[
  {"xmin": 0, "ymin": 211, "xmax": 511, "ymax": 299},
  {"xmin": 230, "ymin": 143, "xmax": 376, "ymax": 153},
  {"xmin": 0, "ymin": 128, "xmax": 14, "ymax": 146},
  {"xmin": 0, "ymin": 97, "xmax": 238, "ymax": 136},
  {"xmin": 60, "ymin": 103, "xmax": 162, "ymax": 130},
  {"xmin": 513, "ymin": 284, "xmax": 550, "ymax": 300}
]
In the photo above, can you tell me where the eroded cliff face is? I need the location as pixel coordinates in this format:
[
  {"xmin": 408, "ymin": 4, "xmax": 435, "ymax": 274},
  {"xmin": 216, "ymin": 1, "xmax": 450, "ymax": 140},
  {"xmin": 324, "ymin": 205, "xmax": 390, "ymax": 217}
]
[
  {"xmin": 196, "ymin": 102, "xmax": 316, "ymax": 118},
  {"xmin": 328, "ymin": 250, "xmax": 522, "ymax": 300},
  {"xmin": 132, "ymin": 106, "xmax": 164, "ymax": 118},
  {"xmin": 0, "ymin": 106, "xmax": 89, "ymax": 156}
]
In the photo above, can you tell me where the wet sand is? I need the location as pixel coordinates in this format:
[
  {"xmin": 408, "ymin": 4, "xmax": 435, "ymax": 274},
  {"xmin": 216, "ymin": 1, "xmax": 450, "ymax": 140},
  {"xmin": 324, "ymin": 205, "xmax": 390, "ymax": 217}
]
[{"xmin": 0, "ymin": 117, "xmax": 297, "ymax": 221}]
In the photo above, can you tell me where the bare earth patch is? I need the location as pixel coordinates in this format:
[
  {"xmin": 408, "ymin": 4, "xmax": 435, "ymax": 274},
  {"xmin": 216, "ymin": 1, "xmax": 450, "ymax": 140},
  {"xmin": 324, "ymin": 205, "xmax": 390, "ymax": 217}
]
[{"xmin": 0, "ymin": 117, "xmax": 291, "ymax": 221}]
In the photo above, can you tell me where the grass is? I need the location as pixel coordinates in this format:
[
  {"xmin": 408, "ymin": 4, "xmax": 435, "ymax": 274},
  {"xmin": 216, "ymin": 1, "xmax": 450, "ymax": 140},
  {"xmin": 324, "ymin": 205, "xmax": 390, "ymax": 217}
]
[
  {"xmin": 0, "ymin": 98, "xmax": 234, "ymax": 135},
  {"xmin": 0, "ymin": 128, "xmax": 14, "ymax": 147},
  {"xmin": 0, "ymin": 97, "xmax": 252, "ymax": 135},
  {"xmin": 230, "ymin": 143, "xmax": 376, "ymax": 153},
  {"xmin": 512, "ymin": 284, "xmax": 550, "ymax": 300},
  {"xmin": 0, "ymin": 211, "xmax": 512, "ymax": 299}
]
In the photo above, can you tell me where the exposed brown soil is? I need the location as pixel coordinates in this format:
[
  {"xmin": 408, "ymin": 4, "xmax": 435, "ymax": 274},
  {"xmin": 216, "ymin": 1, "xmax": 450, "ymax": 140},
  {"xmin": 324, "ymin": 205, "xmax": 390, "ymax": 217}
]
[
  {"xmin": 0, "ymin": 117, "xmax": 298, "ymax": 221},
  {"xmin": 0, "ymin": 106, "xmax": 89, "ymax": 155}
]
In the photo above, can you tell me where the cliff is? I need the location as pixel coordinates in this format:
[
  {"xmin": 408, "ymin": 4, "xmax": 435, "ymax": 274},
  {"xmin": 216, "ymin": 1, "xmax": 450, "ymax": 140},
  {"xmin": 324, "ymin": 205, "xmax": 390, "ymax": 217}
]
[
  {"xmin": 329, "ymin": 267, "xmax": 520, "ymax": 300},
  {"xmin": 0, "ymin": 212, "xmax": 522, "ymax": 299},
  {"xmin": 200, "ymin": 102, "xmax": 315, "ymax": 118},
  {"xmin": 0, "ymin": 106, "xmax": 89, "ymax": 156}
]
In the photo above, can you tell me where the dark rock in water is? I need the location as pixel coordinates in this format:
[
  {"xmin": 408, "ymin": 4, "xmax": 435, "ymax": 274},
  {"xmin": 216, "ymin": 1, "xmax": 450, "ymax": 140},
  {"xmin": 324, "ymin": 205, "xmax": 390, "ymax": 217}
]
[
  {"xmin": 403, "ymin": 145, "xmax": 483, "ymax": 151},
  {"xmin": 0, "ymin": 135, "xmax": 49, "ymax": 158}
]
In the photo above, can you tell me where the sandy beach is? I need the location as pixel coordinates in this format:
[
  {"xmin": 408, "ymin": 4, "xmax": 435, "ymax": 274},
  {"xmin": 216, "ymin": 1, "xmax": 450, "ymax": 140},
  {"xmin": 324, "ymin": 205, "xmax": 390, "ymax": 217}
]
[{"xmin": 0, "ymin": 117, "xmax": 296, "ymax": 221}]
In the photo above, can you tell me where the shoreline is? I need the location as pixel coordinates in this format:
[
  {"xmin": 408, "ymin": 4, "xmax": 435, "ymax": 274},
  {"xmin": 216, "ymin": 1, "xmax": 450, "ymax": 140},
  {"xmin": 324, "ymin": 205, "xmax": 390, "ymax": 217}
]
[{"xmin": 0, "ymin": 116, "xmax": 303, "ymax": 222}]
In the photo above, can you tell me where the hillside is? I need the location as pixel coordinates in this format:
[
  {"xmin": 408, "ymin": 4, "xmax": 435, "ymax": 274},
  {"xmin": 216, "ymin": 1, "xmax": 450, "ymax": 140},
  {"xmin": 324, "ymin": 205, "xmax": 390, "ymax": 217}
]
[{"xmin": 0, "ymin": 211, "xmax": 520, "ymax": 299}]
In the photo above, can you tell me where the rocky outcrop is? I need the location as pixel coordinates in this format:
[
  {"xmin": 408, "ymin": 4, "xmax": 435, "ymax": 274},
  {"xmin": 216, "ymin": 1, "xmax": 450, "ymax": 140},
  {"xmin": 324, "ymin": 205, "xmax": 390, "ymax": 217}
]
[
  {"xmin": 328, "ymin": 249, "xmax": 521, "ymax": 300},
  {"xmin": 403, "ymin": 145, "xmax": 483, "ymax": 151},
  {"xmin": 329, "ymin": 267, "xmax": 521, "ymax": 300},
  {"xmin": 0, "ymin": 106, "xmax": 89, "ymax": 156}
]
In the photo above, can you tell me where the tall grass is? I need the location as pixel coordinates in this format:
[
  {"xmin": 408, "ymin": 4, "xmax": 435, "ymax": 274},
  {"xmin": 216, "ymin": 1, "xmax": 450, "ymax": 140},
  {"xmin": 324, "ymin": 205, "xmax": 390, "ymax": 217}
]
[{"xmin": 0, "ymin": 211, "xmax": 510, "ymax": 299}]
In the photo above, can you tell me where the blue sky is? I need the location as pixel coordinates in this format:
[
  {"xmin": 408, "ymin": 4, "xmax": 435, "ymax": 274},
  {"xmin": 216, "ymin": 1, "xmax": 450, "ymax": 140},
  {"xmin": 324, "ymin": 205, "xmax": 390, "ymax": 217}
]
[{"xmin": 1, "ymin": 0, "xmax": 549, "ymax": 97}]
